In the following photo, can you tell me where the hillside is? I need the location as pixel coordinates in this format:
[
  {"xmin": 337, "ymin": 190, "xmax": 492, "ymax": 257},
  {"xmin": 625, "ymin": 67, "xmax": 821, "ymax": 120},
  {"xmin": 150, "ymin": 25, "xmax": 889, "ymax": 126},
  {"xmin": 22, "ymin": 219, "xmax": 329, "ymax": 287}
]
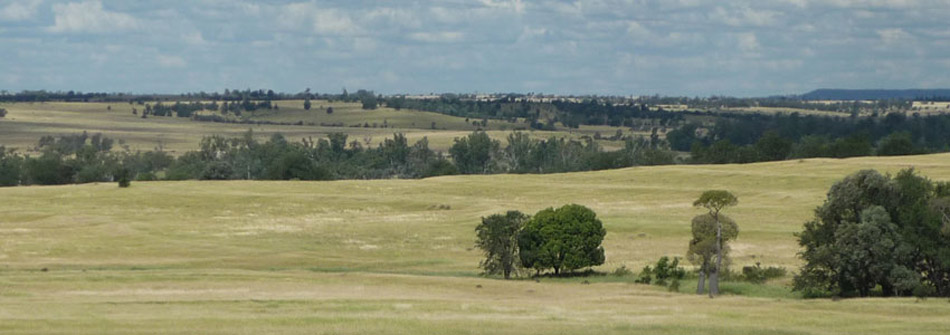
[
  {"xmin": 2, "ymin": 154, "xmax": 950, "ymax": 333},
  {"xmin": 0, "ymin": 101, "xmax": 633, "ymax": 154}
]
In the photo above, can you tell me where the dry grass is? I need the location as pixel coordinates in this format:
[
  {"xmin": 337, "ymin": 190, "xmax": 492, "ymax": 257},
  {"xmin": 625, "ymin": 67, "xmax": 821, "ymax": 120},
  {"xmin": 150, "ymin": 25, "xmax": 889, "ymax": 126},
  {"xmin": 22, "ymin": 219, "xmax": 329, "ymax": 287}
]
[{"xmin": 2, "ymin": 154, "xmax": 950, "ymax": 333}]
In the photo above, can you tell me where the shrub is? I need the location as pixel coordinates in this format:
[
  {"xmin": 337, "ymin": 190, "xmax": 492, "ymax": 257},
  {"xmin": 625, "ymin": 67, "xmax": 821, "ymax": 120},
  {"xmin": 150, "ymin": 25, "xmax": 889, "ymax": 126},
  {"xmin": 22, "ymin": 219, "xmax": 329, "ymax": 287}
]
[
  {"xmin": 741, "ymin": 263, "xmax": 787, "ymax": 284},
  {"xmin": 612, "ymin": 265, "xmax": 633, "ymax": 277}
]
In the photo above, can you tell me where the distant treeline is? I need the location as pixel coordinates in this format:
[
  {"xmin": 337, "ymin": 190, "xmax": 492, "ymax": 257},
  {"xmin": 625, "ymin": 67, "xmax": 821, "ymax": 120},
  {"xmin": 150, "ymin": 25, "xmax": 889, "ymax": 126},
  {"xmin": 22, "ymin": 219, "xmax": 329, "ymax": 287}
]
[
  {"xmin": 0, "ymin": 131, "xmax": 673, "ymax": 187},
  {"xmin": 672, "ymin": 111, "xmax": 950, "ymax": 164},
  {"xmin": 802, "ymin": 89, "xmax": 950, "ymax": 101},
  {"xmin": 0, "ymin": 88, "xmax": 380, "ymax": 104}
]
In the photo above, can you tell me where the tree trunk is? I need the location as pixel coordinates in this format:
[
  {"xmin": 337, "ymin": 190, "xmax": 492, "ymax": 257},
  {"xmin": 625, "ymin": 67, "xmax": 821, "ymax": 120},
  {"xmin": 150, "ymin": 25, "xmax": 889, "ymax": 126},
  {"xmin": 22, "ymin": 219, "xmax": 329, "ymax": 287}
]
[
  {"xmin": 697, "ymin": 267, "xmax": 706, "ymax": 295},
  {"xmin": 504, "ymin": 269, "xmax": 511, "ymax": 280},
  {"xmin": 709, "ymin": 270, "xmax": 719, "ymax": 297},
  {"xmin": 711, "ymin": 211, "xmax": 723, "ymax": 297}
]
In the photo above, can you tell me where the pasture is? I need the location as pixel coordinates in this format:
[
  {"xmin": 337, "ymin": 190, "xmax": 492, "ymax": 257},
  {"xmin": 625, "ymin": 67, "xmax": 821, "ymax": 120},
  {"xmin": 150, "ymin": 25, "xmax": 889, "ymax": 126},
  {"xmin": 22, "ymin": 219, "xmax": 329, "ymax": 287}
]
[
  {"xmin": 0, "ymin": 101, "xmax": 635, "ymax": 155},
  {"xmin": 2, "ymin": 154, "xmax": 950, "ymax": 333}
]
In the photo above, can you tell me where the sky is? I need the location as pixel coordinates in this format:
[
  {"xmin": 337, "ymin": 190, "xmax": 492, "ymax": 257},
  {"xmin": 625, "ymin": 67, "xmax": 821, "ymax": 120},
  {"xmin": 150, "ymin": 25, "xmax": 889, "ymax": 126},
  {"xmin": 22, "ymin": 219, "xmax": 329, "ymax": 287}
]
[{"xmin": 1, "ymin": 0, "xmax": 949, "ymax": 97}]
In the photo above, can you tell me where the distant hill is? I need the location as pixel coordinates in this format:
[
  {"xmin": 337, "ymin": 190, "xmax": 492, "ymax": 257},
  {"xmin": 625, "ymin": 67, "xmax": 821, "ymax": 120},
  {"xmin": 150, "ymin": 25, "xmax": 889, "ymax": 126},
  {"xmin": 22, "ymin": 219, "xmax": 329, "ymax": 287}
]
[{"xmin": 802, "ymin": 89, "xmax": 950, "ymax": 100}]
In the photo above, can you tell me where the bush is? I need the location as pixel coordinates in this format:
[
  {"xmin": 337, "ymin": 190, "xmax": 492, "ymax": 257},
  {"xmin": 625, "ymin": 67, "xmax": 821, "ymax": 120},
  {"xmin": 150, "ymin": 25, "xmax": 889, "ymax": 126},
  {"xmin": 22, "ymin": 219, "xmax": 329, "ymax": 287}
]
[
  {"xmin": 635, "ymin": 266, "xmax": 652, "ymax": 284},
  {"xmin": 612, "ymin": 265, "xmax": 633, "ymax": 277},
  {"xmin": 741, "ymin": 263, "xmax": 787, "ymax": 284},
  {"xmin": 668, "ymin": 279, "xmax": 681, "ymax": 292},
  {"xmin": 118, "ymin": 175, "xmax": 130, "ymax": 188},
  {"xmin": 652, "ymin": 256, "xmax": 687, "ymax": 285},
  {"xmin": 636, "ymin": 257, "xmax": 687, "ymax": 286}
]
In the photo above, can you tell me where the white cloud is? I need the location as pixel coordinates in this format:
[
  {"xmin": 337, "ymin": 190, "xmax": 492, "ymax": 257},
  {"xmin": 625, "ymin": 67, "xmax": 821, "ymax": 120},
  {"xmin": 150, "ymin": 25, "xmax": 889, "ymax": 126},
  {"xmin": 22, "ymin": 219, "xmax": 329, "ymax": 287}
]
[
  {"xmin": 737, "ymin": 32, "xmax": 760, "ymax": 53},
  {"xmin": 48, "ymin": 1, "xmax": 139, "ymax": 33},
  {"xmin": 156, "ymin": 54, "xmax": 186, "ymax": 68},
  {"xmin": 0, "ymin": 0, "xmax": 42, "ymax": 21},
  {"xmin": 408, "ymin": 31, "xmax": 464, "ymax": 43},
  {"xmin": 710, "ymin": 6, "xmax": 780, "ymax": 27},
  {"xmin": 276, "ymin": 3, "xmax": 361, "ymax": 36},
  {"xmin": 626, "ymin": 21, "xmax": 653, "ymax": 40},
  {"xmin": 182, "ymin": 31, "xmax": 206, "ymax": 46},
  {"xmin": 877, "ymin": 28, "xmax": 912, "ymax": 45},
  {"xmin": 479, "ymin": 0, "xmax": 526, "ymax": 14}
]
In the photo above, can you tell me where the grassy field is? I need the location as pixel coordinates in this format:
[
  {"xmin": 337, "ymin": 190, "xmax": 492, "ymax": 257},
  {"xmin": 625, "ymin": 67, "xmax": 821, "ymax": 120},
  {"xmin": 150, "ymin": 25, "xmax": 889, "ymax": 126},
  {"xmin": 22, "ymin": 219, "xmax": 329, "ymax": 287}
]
[
  {"xmin": 0, "ymin": 101, "xmax": 635, "ymax": 154},
  {"xmin": 2, "ymin": 154, "xmax": 950, "ymax": 333}
]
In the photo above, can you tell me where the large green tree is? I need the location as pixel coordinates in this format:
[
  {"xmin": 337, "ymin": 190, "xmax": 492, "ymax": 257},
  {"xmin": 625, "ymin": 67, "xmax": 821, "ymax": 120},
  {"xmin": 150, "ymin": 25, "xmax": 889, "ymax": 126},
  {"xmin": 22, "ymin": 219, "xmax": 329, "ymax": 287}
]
[
  {"xmin": 475, "ymin": 211, "xmax": 529, "ymax": 279},
  {"xmin": 693, "ymin": 190, "xmax": 738, "ymax": 297},
  {"xmin": 795, "ymin": 169, "xmax": 950, "ymax": 297},
  {"xmin": 518, "ymin": 204, "xmax": 606, "ymax": 275}
]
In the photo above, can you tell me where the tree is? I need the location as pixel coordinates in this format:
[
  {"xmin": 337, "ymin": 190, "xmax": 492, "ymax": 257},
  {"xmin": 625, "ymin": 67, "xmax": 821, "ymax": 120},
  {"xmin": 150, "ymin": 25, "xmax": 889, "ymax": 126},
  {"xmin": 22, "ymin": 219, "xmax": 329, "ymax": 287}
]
[
  {"xmin": 693, "ymin": 190, "xmax": 738, "ymax": 297},
  {"xmin": 687, "ymin": 213, "xmax": 738, "ymax": 295},
  {"xmin": 0, "ymin": 107, "xmax": 7, "ymax": 118},
  {"xmin": 832, "ymin": 206, "xmax": 916, "ymax": 296},
  {"xmin": 476, "ymin": 211, "xmax": 528, "ymax": 279},
  {"xmin": 449, "ymin": 131, "xmax": 500, "ymax": 174},
  {"xmin": 518, "ymin": 204, "xmax": 606, "ymax": 275},
  {"xmin": 304, "ymin": 97, "xmax": 312, "ymax": 111},
  {"xmin": 0, "ymin": 147, "xmax": 22, "ymax": 186},
  {"xmin": 876, "ymin": 131, "xmax": 918, "ymax": 156},
  {"xmin": 795, "ymin": 169, "xmax": 950, "ymax": 297}
]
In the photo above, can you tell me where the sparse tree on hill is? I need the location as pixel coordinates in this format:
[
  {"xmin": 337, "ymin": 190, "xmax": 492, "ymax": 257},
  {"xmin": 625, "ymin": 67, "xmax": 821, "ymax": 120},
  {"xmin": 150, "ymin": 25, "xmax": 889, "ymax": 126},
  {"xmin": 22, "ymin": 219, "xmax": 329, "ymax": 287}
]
[
  {"xmin": 688, "ymin": 213, "xmax": 738, "ymax": 295},
  {"xmin": 476, "ymin": 211, "xmax": 529, "ymax": 279},
  {"xmin": 693, "ymin": 190, "xmax": 738, "ymax": 297}
]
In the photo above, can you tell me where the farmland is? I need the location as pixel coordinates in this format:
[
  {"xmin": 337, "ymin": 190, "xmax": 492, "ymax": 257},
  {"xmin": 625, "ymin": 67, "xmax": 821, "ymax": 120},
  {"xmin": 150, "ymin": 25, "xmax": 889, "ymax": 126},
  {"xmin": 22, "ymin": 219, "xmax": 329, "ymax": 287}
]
[{"xmin": 0, "ymin": 101, "xmax": 636, "ymax": 155}]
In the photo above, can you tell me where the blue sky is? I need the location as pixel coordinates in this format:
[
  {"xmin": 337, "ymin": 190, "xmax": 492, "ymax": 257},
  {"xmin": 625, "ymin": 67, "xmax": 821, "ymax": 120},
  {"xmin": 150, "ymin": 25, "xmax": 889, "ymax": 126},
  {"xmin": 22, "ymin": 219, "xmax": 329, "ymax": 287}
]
[{"xmin": 1, "ymin": 0, "xmax": 949, "ymax": 97}]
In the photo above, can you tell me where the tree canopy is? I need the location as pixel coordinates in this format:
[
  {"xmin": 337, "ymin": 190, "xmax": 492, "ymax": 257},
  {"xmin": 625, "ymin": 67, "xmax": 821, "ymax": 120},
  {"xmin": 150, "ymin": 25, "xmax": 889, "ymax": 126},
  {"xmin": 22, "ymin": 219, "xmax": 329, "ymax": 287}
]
[
  {"xmin": 518, "ymin": 204, "xmax": 606, "ymax": 275},
  {"xmin": 795, "ymin": 169, "xmax": 950, "ymax": 297},
  {"xmin": 476, "ymin": 211, "xmax": 529, "ymax": 279}
]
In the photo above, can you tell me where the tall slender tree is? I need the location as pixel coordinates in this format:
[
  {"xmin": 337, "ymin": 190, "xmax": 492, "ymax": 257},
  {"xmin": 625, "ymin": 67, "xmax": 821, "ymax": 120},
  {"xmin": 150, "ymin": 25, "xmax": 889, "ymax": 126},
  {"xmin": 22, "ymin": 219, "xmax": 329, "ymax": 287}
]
[{"xmin": 693, "ymin": 190, "xmax": 738, "ymax": 297}]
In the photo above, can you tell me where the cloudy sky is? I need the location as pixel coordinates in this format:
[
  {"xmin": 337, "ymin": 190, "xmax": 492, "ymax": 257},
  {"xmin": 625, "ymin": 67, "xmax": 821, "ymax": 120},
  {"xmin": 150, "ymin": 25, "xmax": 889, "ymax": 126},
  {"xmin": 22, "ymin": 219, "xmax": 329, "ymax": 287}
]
[{"xmin": 1, "ymin": 0, "xmax": 949, "ymax": 96}]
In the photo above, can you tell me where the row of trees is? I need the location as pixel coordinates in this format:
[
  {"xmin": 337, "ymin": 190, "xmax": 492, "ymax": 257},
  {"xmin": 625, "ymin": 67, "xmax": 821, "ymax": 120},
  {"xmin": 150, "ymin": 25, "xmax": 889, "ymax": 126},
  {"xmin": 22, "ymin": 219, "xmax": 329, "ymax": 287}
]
[
  {"xmin": 0, "ymin": 130, "xmax": 675, "ymax": 187},
  {"xmin": 673, "ymin": 111, "xmax": 950, "ymax": 164}
]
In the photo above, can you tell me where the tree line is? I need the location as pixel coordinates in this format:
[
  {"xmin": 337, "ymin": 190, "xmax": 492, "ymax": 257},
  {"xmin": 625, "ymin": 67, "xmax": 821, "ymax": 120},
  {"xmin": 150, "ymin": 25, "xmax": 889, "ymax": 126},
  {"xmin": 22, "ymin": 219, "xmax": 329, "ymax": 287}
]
[
  {"xmin": 0, "ymin": 130, "xmax": 674, "ymax": 187},
  {"xmin": 670, "ymin": 111, "xmax": 950, "ymax": 164}
]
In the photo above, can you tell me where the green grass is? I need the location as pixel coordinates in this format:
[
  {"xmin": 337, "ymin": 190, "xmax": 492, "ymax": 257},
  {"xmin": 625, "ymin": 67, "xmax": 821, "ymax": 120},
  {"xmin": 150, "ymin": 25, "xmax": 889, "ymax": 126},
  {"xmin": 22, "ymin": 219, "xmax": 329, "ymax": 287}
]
[{"xmin": 2, "ymin": 154, "xmax": 950, "ymax": 333}]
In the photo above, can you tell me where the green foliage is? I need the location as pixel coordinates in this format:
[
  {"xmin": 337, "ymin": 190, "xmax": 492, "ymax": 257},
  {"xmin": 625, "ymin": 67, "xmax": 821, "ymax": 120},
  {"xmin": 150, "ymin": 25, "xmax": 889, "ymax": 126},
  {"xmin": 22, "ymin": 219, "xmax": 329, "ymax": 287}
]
[
  {"xmin": 117, "ymin": 168, "xmax": 131, "ymax": 188},
  {"xmin": 0, "ymin": 147, "xmax": 23, "ymax": 186},
  {"xmin": 449, "ymin": 131, "xmax": 500, "ymax": 174},
  {"xmin": 518, "ymin": 204, "xmax": 606, "ymax": 275},
  {"xmin": 693, "ymin": 190, "xmax": 738, "ymax": 213},
  {"xmin": 740, "ymin": 263, "xmax": 787, "ymax": 284},
  {"xmin": 475, "ymin": 211, "xmax": 528, "ymax": 279},
  {"xmin": 639, "ymin": 256, "xmax": 687, "ymax": 286},
  {"xmin": 24, "ymin": 152, "xmax": 74, "ymax": 185},
  {"xmin": 795, "ymin": 169, "xmax": 950, "ymax": 297},
  {"xmin": 686, "ymin": 213, "xmax": 738, "ymax": 273},
  {"xmin": 877, "ymin": 131, "xmax": 920, "ymax": 156}
]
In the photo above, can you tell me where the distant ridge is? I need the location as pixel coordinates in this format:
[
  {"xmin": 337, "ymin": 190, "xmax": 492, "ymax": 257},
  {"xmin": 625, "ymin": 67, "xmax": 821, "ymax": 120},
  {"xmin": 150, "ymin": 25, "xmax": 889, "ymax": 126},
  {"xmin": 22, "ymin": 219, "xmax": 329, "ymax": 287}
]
[{"xmin": 802, "ymin": 89, "xmax": 950, "ymax": 100}]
